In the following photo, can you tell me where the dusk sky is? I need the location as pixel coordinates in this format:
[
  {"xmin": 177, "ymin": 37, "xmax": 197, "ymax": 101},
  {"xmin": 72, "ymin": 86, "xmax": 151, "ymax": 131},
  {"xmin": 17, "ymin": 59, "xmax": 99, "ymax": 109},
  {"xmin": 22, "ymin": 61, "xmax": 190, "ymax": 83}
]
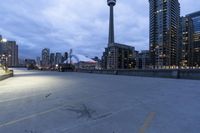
[{"xmin": 0, "ymin": 0, "xmax": 200, "ymax": 59}]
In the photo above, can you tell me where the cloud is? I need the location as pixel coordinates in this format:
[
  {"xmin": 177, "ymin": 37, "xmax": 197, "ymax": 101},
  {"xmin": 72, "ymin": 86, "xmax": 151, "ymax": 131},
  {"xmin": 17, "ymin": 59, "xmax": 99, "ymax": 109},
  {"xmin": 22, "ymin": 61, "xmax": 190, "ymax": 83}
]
[{"xmin": 0, "ymin": 0, "xmax": 199, "ymax": 59}]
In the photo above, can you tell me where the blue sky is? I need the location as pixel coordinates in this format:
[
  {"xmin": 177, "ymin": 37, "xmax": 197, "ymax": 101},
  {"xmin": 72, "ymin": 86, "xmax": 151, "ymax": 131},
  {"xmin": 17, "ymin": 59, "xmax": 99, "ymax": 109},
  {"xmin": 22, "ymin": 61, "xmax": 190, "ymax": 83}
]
[{"xmin": 0, "ymin": 0, "xmax": 200, "ymax": 59}]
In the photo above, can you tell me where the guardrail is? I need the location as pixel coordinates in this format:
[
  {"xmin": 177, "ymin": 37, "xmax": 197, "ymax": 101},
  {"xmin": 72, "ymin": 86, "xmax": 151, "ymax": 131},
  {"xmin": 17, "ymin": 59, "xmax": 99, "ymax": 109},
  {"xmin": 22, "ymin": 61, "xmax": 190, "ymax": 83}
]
[{"xmin": 77, "ymin": 69, "xmax": 200, "ymax": 80}]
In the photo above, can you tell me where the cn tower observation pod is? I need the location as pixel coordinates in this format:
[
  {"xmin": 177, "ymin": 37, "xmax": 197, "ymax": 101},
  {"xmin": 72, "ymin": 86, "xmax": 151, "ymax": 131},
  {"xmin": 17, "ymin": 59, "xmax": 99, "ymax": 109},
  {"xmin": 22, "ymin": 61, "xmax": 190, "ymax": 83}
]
[{"xmin": 107, "ymin": 0, "xmax": 116, "ymax": 6}]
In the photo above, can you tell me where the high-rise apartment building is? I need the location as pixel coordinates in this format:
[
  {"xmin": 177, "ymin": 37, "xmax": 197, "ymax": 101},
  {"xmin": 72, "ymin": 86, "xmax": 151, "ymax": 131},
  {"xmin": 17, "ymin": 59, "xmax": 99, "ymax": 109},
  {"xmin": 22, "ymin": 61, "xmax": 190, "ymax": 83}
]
[
  {"xmin": 149, "ymin": 0, "xmax": 180, "ymax": 69},
  {"xmin": 36, "ymin": 57, "xmax": 41, "ymax": 67},
  {"xmin": 102, "ymin": 43, "xmax": 136, "ymax": 69},
  {"xmin": 55, "ymin": 52, "xmax": 62, "ymax": 65},
  {"xmin": 50, "ymin": 53, "xmax": 55, "ymax": 66},
  {"xmin": 179, "ymin": 16, "xmax": 193, "ymax": 68},
  {"xmin": 42, "ymin": 48, "xmax": 50, "ymax": 67},
  {"xmin": 0, "ymin": 37, "xmax": 18, "ymax": 67},
  {"xmin": 6, "ymin": 41, "xmax": 18, "ymax": 67}
]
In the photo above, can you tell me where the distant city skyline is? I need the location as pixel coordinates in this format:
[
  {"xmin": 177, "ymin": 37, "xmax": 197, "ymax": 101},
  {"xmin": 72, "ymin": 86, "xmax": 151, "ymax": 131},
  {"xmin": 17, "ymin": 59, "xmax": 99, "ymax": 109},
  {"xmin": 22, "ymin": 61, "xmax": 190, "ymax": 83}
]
[{"xmin": 0, "ymin": 0, "xmax": 200, "ymax": 59}]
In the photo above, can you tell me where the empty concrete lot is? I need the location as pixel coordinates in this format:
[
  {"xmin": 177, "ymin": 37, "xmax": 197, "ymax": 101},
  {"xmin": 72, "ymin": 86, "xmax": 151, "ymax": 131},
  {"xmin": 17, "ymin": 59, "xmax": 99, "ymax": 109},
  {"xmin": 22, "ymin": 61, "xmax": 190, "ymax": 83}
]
[{"xmin": 0, "ymin": 69, "xmax": 200, "ymax": 133}]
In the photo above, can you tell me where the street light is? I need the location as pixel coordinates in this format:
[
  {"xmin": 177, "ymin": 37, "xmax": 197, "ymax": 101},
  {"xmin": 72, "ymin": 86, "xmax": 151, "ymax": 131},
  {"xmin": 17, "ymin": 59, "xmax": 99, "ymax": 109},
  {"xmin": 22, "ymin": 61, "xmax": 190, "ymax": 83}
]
[{"xmin": 2, "ymin": 38, "xmax": 7, "ymax": 43}]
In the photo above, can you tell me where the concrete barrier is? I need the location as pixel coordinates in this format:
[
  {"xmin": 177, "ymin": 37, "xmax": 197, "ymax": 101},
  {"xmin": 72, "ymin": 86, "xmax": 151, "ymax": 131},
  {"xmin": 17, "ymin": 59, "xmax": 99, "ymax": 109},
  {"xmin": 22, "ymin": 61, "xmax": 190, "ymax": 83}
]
[
  {"xmin": 179, "ymin": 69, "xmax": 200, "ymax": 80},
  {"xmin": 77, "ymin": 69, "xmax": 200, "ymax": 80},
  {"xmin": 0, "ymin": 70, "xmax": 14, "ymax": 81}
]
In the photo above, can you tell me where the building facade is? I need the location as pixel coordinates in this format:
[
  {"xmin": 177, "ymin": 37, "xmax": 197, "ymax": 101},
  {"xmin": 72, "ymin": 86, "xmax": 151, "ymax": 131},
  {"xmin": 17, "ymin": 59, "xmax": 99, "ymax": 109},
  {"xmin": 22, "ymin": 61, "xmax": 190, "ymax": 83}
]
[
  {"xmin": 42, "ymin": 48, "xmax": 50, "ymax": 67},
  {"xmin": 186, "ymin": 11, "xmax": 200, "ymax": 68},
  {"xmin": 136, "ymin": 50, "xmax": 151, "ymax": 69},
  {"xmin": 0, "ymin": 37, "xmax": 18, "ymax": 67},
  {"xmin": 102, "ymin": 43, "xmax": 136, "ymax": 69},
  {"xmin": 36, "ymin": 57, "xmax": 41, "ymax": 67},
  {"xmin": 63, "ymin": 52, "xmax": 68, "ymax": 62},
  {"xmin": 179, "ymin": 11, "xmax": 200, "ymax": 68},
  {"xmin": 149, "ymin": 0, "xmax": 180, "ymax": 69},
  {"xmin": 55, "ymin": 52, "xmax": 62, "ymax": 65},
  {"xmin": 179, "ymin": 16, "xmax": 193, "ymax": 68},
  {"xmin": 50, "ymin": 53, "xmax": 55, "ymax": 66}
]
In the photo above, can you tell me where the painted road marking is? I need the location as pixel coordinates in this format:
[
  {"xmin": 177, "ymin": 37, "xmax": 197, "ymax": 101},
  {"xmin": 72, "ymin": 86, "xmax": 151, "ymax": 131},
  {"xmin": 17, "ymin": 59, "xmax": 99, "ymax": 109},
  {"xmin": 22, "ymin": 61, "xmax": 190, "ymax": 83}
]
[
  {"xmin": 0, "ymin": 106, "xmax": 63, "ymax": 128},
  {"xmin": 139, "ymin": 112, "xmax": 156, "ymax": 133},
  {"xmin": 0, "ymin": 94, "xmax": 43, "ymax": 103}
]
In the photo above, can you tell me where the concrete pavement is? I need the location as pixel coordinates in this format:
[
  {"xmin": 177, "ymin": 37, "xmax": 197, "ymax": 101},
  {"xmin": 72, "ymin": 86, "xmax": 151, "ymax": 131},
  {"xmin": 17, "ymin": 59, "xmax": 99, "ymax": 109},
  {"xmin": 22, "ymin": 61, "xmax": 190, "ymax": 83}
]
[{"xmin": 0, "ymin": 68, "xmax": 200, "ymax": 133}]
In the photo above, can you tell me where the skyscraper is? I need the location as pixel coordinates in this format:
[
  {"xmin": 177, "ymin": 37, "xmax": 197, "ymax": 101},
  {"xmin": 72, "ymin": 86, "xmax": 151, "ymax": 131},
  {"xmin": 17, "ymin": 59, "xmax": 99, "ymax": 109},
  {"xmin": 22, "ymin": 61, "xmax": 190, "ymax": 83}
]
[
  {"xmin": 179, "ymin": 11, "xmax": 200, "ymax": 68},
  {"xmin": 63, "ymin": 52, "xmax": 68, "ymax": 61},
  {"xmin": 179, "ymin": 16, "xmax": 193, "ymax": 68},
  {"xmin": 6, "ymin": 41, "xmax": 18, "ymax": 67},
  {"xmin": 0, "ymin": 38, "xmax": 18, "ymax": 67},
  {"xmin": 149, "ymin": 0, "xmax": 180, "ymax": 69},
  {"xmin": 186, "ymin": 11, "xmax": 200, "ymax": 67},
  {"xmin": 62, "ymin": 52, "xmax": 68, "ymax": 63},
  {"xmin": 55, "ymin": 52, "xmax": 62, "ymax": 65},
  {"xmin": 36, "ymin": 57, "xmax": 41, "ymax": 67},
  {"xmin": 50, "ymin": 53, "xmax": 55, "ymax": 66},
  {"xmin": 42, "ymin": 48, "xmax": 50, "ymax": 67}
]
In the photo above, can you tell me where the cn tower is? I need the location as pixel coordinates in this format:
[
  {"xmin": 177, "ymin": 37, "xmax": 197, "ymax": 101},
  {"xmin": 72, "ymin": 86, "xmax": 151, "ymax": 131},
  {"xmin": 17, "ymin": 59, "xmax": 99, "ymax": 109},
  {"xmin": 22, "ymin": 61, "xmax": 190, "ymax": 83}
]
[{"xmin": 107, "ymin": 0, "xmax": 116, "ymax": 46}]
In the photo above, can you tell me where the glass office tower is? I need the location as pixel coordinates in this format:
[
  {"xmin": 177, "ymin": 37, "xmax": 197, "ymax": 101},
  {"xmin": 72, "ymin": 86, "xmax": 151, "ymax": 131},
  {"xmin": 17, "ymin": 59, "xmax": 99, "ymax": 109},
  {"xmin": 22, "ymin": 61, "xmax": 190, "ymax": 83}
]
[{"xmin": 187, "ymin": 11, "xmax": 200, "ymax": 67}]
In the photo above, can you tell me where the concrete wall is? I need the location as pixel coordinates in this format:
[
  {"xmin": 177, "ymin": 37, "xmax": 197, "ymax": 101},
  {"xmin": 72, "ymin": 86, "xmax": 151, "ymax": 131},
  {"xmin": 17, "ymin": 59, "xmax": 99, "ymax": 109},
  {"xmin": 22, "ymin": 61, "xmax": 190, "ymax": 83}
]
[
  {"xmin": 179, "ymin": 69, "xmax": 200, "ymax": 80},
  {"xmin": 0, "ymin": 70, "xmax": 14, "ymax": 81},
  {"xmin": 77, "ymin": 69, "xmax": 200, "ymax": 80}
]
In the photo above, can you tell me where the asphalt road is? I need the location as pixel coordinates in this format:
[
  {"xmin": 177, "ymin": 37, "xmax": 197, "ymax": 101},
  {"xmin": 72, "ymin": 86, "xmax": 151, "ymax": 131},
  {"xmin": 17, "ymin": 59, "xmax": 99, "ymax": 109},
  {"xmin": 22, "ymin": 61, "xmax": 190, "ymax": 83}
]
[{"xmin": 0, "ymin": 68, "xmax": 200, "ymax": 133}]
